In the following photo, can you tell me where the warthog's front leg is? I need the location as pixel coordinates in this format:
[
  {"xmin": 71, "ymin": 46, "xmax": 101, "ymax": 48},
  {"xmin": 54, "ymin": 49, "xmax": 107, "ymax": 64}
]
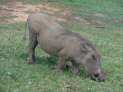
[{"xmin": 70, "ymin": 61, "xmax": 80, "ymax": 75}]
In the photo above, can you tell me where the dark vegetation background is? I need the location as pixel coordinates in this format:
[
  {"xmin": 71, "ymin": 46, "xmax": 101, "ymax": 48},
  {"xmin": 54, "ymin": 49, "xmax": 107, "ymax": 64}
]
[{"xmin": 0, "ymin": 0, "xmax": 123, "ymax": 92}]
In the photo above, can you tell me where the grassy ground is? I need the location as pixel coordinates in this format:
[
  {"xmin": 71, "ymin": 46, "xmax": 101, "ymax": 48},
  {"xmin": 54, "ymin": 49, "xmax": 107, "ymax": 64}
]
[{"xmin": 0, "ymin": 0, "xmax": 123, "ymax": 92}]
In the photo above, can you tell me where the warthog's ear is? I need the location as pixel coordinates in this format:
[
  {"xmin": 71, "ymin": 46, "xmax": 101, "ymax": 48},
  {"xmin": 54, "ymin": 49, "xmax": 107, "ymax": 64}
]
[
  {"xmin": 80, "ymin": 45, "xmax": 88, "ymax": 54},
  {"xmin": 102, "ymin": 68, "xmax": 107, "ymax": 75}
]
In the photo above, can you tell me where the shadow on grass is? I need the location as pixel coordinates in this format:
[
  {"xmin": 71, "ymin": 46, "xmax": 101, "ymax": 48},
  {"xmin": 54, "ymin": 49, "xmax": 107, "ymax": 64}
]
[
  {"xmin": 1, "ymin": 50, "xmax": 88, "ymax": 78},
  {"xmin": 19, "ymin": 53, "xmax": 88, "ymax": 77},
  {"xmin": 36, "ymin": 55, "xmax": 58, "ymax": 66},
  {"xmin": 36, "ymin": 56, "xmax": 88, "ymax": 78},
  {"xmin": 18, "ymin": 52, "xmax": 58, "ymax": 65}
]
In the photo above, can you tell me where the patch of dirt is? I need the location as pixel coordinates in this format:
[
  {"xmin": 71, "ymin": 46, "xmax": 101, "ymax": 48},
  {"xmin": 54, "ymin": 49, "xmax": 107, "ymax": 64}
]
[
  {"xmin": 0, "ymin": 1, "xmax": 95, "ymax": 25},
  {"xmin": 94, "ymin": 13, "xmax": 104, "ymax": 17},
  {"xmin": 1, "ymin": 1, "xmax": 116, "ymax": 26},
  {"xmin": 74, "ymin": 16, "xmax": 92, "ymax": 24},
  {"xmin": 0, "ymin": 1, "xmax": 70, "ymax": 23}
]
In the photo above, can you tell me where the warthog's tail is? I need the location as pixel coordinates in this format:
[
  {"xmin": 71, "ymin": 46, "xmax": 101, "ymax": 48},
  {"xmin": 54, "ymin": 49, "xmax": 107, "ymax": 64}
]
[{"xmin": 23, "ymin": 18, "xmax": 29, "ymax": 40}]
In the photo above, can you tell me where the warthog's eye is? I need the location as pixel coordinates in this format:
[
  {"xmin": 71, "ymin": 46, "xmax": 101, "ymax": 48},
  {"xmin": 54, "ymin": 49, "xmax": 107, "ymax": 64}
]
[
  {"xmin": 91, "ymin": 55, "xmax": 96, "ymax": 60},
  {"xmin": 94, "ymin": 73, "xmax": 99, "ymax": 78}
]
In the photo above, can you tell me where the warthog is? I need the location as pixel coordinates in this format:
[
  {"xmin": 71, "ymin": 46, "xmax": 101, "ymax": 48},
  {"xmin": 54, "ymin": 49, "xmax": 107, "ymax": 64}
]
[{"xmin": 26, "ymin": 13, "xmax": 106, "ymax": 82}]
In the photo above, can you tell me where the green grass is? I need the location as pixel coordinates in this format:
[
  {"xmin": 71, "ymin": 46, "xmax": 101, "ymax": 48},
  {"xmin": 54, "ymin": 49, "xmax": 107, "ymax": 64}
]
[{"xmin": 0, "ymin": 0, "xmax": 123, "ymax": 92}]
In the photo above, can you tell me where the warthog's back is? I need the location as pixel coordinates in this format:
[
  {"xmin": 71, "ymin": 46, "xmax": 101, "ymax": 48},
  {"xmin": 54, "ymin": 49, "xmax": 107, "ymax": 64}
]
[{"xmin": 27, "ymin": 13, "xmax": 65, "ymax": 33}]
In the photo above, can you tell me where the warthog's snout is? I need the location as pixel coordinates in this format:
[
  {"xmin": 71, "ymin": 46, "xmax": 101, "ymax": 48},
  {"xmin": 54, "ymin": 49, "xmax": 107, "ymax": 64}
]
[{"xmin": 91, "ymin": 68, "xmax": 106, "ymax": 82}]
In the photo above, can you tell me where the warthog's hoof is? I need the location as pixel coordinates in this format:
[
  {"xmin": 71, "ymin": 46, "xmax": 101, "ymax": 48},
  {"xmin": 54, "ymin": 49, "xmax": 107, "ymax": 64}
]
[{"xmin": 28, "ymin": 62, "xmax": 35, "ymax": 64}]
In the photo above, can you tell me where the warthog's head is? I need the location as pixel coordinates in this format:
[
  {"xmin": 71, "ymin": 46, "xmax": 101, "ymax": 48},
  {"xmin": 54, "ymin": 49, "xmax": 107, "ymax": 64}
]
[
  {"xmin": 84, "ymin": 52, "xmax": 106, "ymax": 82},
  {"xmin": 79, "ymin": 51, "xmax": 106, "ymax": 82}
]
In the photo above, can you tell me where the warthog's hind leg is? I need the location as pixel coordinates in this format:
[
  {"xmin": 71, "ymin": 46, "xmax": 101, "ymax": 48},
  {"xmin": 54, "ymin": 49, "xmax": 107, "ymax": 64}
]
[{"xmin": 27, "ymin": 31, "xmax": 38, "ymax": 64}]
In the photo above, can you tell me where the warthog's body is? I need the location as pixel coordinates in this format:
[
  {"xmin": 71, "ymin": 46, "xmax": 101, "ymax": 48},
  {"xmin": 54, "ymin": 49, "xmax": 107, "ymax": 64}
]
[{"xmin": 27, "ymin": 13, "xmax": 106, "ymax": 82}]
